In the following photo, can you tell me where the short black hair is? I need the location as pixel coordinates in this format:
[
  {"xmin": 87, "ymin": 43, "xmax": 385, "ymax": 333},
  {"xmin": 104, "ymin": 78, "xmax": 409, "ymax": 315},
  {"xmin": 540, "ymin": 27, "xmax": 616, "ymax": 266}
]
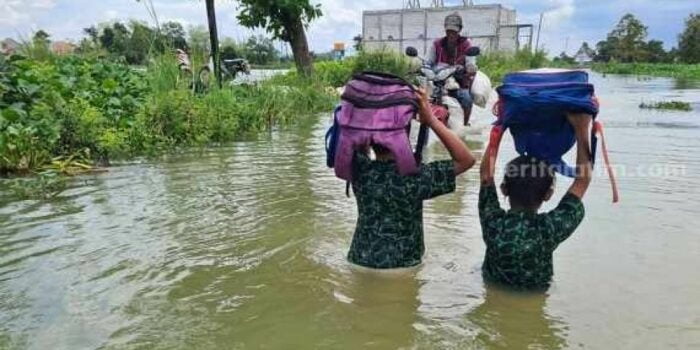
[{"xmin": 503, "ymin": 155, "xmax": 555, "ymax": 208}]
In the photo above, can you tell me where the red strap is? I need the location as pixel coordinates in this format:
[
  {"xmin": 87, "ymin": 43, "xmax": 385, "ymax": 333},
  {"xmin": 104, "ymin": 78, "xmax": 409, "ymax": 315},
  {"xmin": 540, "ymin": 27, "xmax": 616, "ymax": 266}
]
[{"xmin": 593, "ymin": 121, "xmax": 619, "ymax": 203}]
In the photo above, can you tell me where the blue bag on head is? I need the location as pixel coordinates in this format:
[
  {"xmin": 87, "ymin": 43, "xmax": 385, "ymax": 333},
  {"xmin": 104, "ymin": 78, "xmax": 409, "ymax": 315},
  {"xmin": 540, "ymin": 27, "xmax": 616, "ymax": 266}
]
[{"xmin": 491, "ymin": 69, "xmax": 599, "ymax": 177}]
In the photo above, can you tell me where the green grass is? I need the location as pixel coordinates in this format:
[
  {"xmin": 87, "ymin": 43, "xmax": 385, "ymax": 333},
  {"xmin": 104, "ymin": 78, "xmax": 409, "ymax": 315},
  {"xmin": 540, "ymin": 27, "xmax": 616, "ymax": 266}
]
[
  {"xmin": 639, "ymin": 100, "xmax": 693, "ymax": 111},
  {"xmin": 477, "ymin": 49, "xmax": 549, "ymax": 83},
  {"xmin": 1, "ymin": 52, "xmax": 335, "ymax": 177},
  {"xmin": 592, "ymin": 62, "xmax": 700, "ymax": 79}
]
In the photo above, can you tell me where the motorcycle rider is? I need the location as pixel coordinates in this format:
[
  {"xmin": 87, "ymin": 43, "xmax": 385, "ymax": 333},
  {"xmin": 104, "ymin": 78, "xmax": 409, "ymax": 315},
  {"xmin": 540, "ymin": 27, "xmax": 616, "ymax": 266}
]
[{"xmin": 426, "ymin": 12, "xmax": 478, "ymax": 125}]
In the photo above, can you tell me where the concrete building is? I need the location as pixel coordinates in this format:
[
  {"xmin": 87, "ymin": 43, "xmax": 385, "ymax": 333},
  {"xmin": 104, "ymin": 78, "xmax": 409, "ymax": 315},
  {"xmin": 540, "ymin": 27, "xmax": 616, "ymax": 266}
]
[
  {"xmin": 51, "ymin": 41, "xmax": 76, "ymax": 56},
  {"xmin": 362, "ymin": 2, "xmax": 532, "ymax": 55}
]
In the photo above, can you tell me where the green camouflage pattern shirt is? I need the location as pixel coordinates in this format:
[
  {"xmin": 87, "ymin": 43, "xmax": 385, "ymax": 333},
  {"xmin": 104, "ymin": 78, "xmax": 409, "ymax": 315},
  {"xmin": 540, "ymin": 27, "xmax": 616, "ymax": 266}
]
[
  {"xmin": 479, "ymin": 185, "xmax": 585, "ymax": 289},
  {"xmin": 348, "ymin": 154, "xmax": 456, "ymax": 269}
]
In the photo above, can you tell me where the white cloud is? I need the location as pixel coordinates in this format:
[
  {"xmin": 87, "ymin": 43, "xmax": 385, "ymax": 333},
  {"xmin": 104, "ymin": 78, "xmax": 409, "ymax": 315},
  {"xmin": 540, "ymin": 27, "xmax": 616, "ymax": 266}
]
[
  {"xmin": 0, "ymin": 0, "xmax": 57, "ymax": 26},
  {"xmin": 543, "ymin": 0, "xmax": 575, "ymax": 28}
]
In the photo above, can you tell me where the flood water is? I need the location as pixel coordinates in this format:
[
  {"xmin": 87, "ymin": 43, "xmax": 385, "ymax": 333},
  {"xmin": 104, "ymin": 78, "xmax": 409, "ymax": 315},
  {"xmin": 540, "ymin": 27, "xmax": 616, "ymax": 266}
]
[{"xmin": 1, "ymin": 72, "xmax": 699, "ymax": 349}]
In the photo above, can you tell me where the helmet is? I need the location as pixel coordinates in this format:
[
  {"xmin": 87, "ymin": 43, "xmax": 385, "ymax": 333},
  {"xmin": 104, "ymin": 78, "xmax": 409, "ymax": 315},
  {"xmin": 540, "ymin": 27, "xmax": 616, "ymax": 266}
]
[{"xmin": 444, "ymin": 12, "xmax": 463, "ymax": 32}]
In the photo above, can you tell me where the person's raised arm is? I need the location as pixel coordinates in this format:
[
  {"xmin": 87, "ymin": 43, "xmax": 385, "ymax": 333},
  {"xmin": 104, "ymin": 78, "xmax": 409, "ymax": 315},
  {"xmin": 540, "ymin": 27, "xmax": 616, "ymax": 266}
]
[
  {"xmin": 567, "ymin": 112, "xmax": 593, "ymax": 199},
  {"xmin": 416, "ymin": 88, "xmax": 475, "ymax": 175},
  {"xmin": 480, "ymin": 139, "xmax": 497, "ymax": 186}
]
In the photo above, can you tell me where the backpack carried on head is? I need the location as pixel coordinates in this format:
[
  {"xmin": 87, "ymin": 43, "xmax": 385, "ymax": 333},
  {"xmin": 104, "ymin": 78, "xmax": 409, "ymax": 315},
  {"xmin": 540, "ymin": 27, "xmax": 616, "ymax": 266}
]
[
  {"xmin": 325, "ymin": 72, "xmax": 428, "ymax": 182},
  {"xmin": 490, "ymin": 68, "xmax": 619, "ymax": 202}
]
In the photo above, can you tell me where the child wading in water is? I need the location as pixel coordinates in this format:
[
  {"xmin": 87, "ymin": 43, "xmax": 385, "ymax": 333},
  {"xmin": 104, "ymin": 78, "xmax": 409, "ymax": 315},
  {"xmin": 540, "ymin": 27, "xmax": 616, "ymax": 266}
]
[
  {"xmin": 347, "ymin": 88, "xmax": 476, "ymax": 269},
  {"xmin": 479, "ymin": 112, "xmax": 594, "ymax": 289}
]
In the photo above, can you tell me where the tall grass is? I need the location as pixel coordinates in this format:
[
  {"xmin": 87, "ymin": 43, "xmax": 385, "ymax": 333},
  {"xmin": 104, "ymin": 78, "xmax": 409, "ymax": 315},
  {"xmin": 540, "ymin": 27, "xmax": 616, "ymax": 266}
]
[{"xmin": 146, "ymin": 54, "xmax": 183, "ymax": 94}]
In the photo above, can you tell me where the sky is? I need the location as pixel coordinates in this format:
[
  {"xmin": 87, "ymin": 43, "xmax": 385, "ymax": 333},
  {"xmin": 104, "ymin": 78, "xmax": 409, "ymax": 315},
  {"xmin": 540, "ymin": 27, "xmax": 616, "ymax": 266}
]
[{"xmin": 0, "ymin": 0, "xmax": 697, "ymax": 56}]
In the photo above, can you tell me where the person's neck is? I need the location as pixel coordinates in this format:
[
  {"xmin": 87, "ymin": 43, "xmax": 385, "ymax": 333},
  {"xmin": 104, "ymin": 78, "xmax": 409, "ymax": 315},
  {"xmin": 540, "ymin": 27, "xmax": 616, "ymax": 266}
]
[{"xmin": 508, "ymin": 201, "xmax": 540, "ymax": 214}]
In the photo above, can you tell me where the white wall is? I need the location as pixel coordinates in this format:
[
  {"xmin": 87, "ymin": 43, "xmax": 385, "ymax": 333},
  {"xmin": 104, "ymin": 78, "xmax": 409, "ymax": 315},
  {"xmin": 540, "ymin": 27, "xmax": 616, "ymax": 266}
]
[{"xmin": 362, "ymin": 5, "xmax": 523, "ymax": 55}]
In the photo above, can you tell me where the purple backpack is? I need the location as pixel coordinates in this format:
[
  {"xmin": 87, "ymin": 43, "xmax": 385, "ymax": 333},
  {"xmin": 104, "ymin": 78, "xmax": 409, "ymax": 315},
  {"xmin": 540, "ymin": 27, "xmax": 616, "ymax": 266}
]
[{"xmin": 325, "ymin": 72, "xmax": 428, "ymax": 182}]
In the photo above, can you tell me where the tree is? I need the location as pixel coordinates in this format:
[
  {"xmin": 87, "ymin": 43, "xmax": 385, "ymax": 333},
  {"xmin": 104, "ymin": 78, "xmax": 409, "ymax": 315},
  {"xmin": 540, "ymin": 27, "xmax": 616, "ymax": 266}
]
[
  {"xmin": 644, "ymin": 40, "xmax": 667, "ymax": 63},
  {"xmin": 220, "ymin": 37, "xmax": 245, "ymax": 60},
  {"xmin": 32, "ymin": 30, "xmax": 51, "ymax": 48},
  {"xmin": 99, "ymin": 22, "xmax": 130, "ymax": 60},
  {"xmin": 84, "ymin": 26, "xmax": 99, "ymax": 44},
  {"xmin": 553, "ymin": 51, "xmax": 575, "ymax": 65},
  {"xmin": 188, "ymin": 25, "xmax": 210, "ymax": 56},
  {"xmin": 127, "ymin": 20, "xmax": 155, "ymax": 64},
  {"xmin": 678, "ymin": 13, "xmax": 700, "ymax": 64},
  {"xmin": 237, "ymin": 0, "xmax": 322, "ymax": 76},
  {"xmin": 161, "ymin": 21, "xmax": 187, "ymax": 50},
  {"xmin": 595, "ymin": 13, "xmax": 649, "ymax": 62},
  {"xmin": 244, "ymin": 35, "xmax": 278, "ymax": 65}
]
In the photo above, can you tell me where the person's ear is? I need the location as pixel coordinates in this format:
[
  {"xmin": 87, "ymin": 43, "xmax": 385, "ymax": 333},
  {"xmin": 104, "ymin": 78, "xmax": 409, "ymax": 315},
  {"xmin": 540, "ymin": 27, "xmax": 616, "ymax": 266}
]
[
  {"xmin": 543, "ymin": 188, "xmax": 554, "ymax": 202},
  {"xmin": 500, "ymin": 182, "xmax": 508, "ymax": 197}
]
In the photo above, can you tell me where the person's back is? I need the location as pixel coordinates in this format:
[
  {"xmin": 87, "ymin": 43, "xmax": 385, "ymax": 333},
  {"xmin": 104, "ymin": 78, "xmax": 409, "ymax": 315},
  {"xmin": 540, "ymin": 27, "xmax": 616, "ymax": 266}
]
[
  {"xmin": 478, "ymin": 113, "xmax": 593, "ymax": 289},
  {"xmin": 347, "ymin": 89, "xmax": 476, "ymax": 269},
  {"xmin": 349, "ymin": 151, "xmax": 457, "ymax": 268}
]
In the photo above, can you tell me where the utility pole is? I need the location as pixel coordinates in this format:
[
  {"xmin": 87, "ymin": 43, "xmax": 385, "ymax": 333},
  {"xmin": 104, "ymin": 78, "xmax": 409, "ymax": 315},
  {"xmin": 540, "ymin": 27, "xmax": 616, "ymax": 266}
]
[
  {"xmin": 535, "ymin": 12, "xmax": 544, "ymax": 52},
  {"xmin": 205, "ymin": 0, "xmax": 222, "ymax": 88}
]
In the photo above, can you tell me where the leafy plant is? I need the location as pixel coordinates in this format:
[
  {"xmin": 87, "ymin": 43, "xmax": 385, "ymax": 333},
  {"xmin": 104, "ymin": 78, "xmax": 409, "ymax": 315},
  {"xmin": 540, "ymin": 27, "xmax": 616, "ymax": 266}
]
[{"xmin": 639, "ymin": 100, "xmax": 692, "ymax": 111}]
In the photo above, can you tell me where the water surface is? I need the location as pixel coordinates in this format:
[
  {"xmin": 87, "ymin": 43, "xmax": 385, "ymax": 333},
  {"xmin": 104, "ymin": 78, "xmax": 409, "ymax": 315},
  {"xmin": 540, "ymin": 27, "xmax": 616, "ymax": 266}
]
[{"xmin": 1, "ymin": 72, "xmax": 699, "ymax": 349}]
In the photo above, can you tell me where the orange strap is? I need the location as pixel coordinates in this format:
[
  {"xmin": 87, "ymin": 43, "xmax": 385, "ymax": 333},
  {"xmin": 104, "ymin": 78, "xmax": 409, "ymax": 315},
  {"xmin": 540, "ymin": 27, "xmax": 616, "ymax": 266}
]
[{"xmin": 593, "ymin": 121, "xmax": 620, "ymax": 203}]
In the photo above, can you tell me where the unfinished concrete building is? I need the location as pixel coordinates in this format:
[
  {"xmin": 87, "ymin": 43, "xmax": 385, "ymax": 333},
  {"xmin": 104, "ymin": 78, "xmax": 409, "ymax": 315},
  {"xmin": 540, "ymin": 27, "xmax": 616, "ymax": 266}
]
[{"xmin": 362, "ymin": 1, "xmax": 533, "ymax": 55}]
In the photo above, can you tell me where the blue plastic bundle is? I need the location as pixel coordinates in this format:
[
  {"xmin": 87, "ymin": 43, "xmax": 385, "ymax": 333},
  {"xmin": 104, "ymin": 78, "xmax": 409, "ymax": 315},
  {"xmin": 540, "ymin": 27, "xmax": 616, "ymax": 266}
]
[{"xmin": 492, "ymin": 69, "xmax": 599, "ymax": 177}]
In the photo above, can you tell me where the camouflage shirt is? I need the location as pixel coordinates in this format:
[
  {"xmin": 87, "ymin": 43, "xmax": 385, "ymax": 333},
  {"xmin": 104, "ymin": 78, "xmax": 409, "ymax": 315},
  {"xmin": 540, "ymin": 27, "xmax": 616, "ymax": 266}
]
[
  {"xmin": 348, "ymin": 154, "xmax": 456, "ymax": 269},
  {"xmin": 478, "ymin": 185, "xmax": 585, "ymax": 289}
]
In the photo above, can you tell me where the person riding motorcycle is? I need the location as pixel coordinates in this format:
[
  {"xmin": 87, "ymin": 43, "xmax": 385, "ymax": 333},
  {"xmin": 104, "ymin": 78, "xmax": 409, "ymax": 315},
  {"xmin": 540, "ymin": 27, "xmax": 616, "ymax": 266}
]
[{"xmin": 426, "ymin": 13, "xmax": 478, "ymax": 124}]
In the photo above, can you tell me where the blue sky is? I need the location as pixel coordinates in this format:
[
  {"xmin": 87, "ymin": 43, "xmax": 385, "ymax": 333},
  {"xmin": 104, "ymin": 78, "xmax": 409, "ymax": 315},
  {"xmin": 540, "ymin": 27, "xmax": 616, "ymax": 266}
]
[{"xmin": 1, "ymin": 0, "xmax": 697, "ymax": 56}]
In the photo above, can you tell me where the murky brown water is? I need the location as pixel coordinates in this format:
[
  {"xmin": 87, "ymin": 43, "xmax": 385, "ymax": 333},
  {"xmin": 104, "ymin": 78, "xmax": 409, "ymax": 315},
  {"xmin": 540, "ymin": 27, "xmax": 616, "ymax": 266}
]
[{"xmin": 1, "ymin": 72, "xmax": 699, "ymax": 349}]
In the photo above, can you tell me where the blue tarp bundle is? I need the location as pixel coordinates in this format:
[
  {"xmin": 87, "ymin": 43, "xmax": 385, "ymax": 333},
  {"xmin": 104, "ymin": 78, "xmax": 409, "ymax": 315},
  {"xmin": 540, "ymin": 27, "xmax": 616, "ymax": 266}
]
[{"xmin": 493, "ymin": 69, "xmax": 599, "ymax": 177}]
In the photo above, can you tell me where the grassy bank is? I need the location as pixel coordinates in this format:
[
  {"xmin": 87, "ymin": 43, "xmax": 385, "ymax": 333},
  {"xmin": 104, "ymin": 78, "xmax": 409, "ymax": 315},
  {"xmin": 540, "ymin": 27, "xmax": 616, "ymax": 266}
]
[
  {"xmin": 591, "ymin": 62, "xmax": 700, "ymax": 79},
  {"xmin": 0, "ymin": 54, "xmax": 334, "ymax": 176}
]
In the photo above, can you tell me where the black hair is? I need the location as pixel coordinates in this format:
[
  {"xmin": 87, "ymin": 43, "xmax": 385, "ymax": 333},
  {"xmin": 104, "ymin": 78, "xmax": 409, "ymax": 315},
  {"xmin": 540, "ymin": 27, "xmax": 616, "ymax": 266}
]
[{"xmin": 503, "ymin": 155, "xmax": 555, "ymax": 208}]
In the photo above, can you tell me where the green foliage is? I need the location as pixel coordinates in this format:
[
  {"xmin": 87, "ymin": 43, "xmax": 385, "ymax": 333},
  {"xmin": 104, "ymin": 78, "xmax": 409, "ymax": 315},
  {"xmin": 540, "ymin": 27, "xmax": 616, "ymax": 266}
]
[
  {"xmin": 245, "ymin": 35, "xmax": 279, "ymax": 65},
  {"xmin": 0, "ymin": 55, "xmax": 147, "ymax": 172},
  {"xmin": 639, "ymin": 100, "xmax": 692, "ymax": 111},
  {"xmin": 594, "ymin": 13, "xmax": 675, "ymax": 63},
  {"xmin": 596, "ymin": 14, "xmax": 650, "ymax": 62},
  {"xmin": 84, "ymin": 20, "xmax": 187, "ymax": 65},
  {"xmin": 591, "ymin": 62, "xmax": 700, "ymax": 79},
  {"xmin": 552, "ymin": 52, "xmax": 576, "ymax": 65},
  {"xmin": 678, "ymin": 13, "xmax": 700, "ymax": 64},
  {"xmin": 237, "ymin": 0, "xmax": 322, "ymax": 42},
  {"xmin": 1, "ymin": 52, "xmax": 336, "ymax": 175},
  {"xmin": 351, "ymin": 50, "xmax": 415, "ymax": 78},
  {"xmin": 477, "ymin": 49, "xmax": 548, "ymax": 83},
  {"xmin": 274, "ymin": 50, "xmax": 414, "ymax": 87},
  {"xmin": 236, "ymin": 0, "xmax": 321, "ymax": 76}
]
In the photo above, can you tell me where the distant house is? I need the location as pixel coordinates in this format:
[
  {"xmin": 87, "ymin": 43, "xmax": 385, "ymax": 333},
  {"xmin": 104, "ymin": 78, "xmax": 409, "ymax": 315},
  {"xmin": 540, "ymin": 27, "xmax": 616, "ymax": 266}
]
[
  {"xmin": 52, "ymin": 41, "xmax": 76, "ymax": 55},
  {"xmin": 574, "ymin": 42, "xmax": 595, "ymax": 65},
  {"xmin": 1, "ymin": 38, "xmax": 19, "ymax": 55}
]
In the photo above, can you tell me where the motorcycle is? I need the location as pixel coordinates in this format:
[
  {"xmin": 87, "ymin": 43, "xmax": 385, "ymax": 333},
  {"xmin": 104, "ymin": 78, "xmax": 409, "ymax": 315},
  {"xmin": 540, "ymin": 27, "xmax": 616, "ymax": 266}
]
[
  {"xmin": 404, "ymin": 46, "xmax": 481, "ymax": 130},
  {"xmin": 177, "ymin": 49, "xmax": 251, "ymax": 92}
]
